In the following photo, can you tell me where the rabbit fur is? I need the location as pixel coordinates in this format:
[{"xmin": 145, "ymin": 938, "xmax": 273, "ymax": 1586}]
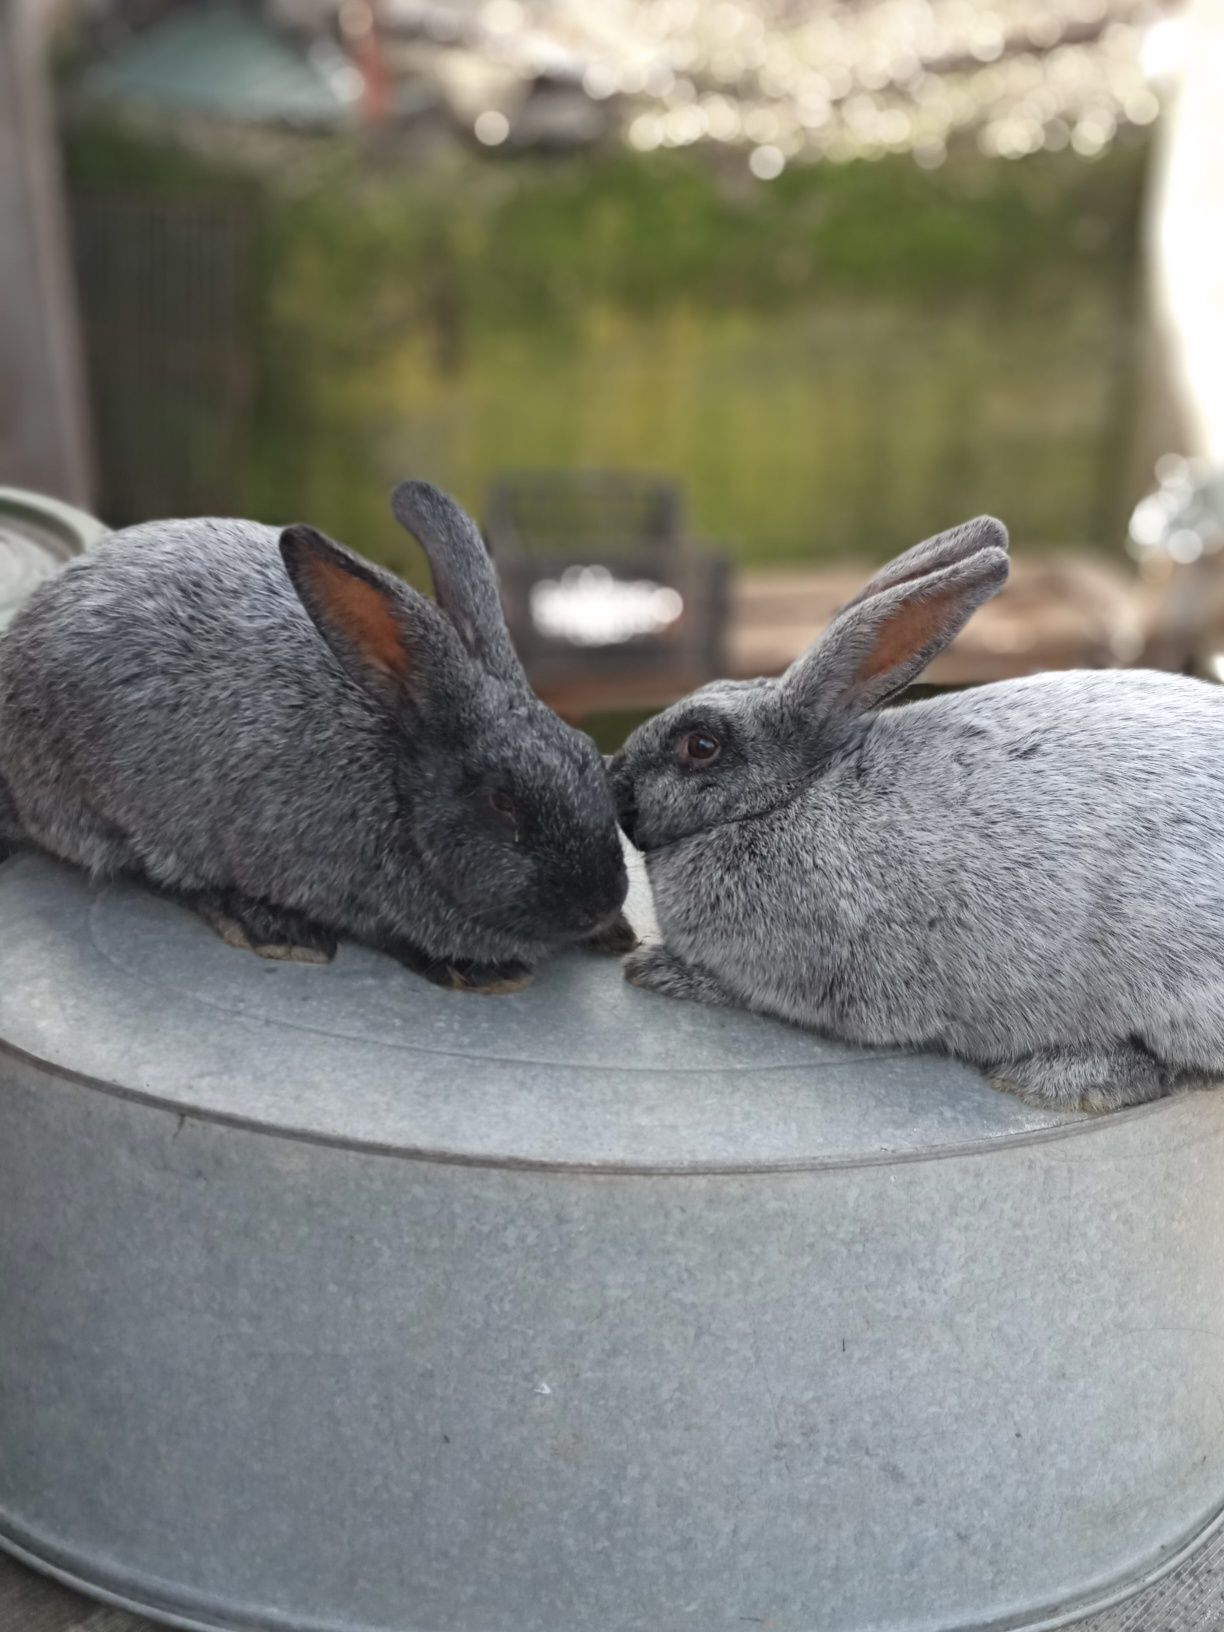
[
  {"xmin": 609, "ymin": 517, "xmax": 1224, "ymax": 1111},
  {"xmin": 0, "ymin": 481, "xmax": 631, "ymax": 991}
]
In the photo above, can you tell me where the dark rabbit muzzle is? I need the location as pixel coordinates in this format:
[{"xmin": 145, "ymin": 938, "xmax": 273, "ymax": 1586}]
[{"xmin": 542, "ymin": 838, "xmax": 629, "ymax": 940}]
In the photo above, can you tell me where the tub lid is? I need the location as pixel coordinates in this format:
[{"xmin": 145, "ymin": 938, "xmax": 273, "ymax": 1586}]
[
  {"xmin": 0, "ymin": 489, "xmax": 109, "ymax": 632},
  {"xmin": 0, "ymin": 851, "xmax": 1090, "ymax": 1171}
]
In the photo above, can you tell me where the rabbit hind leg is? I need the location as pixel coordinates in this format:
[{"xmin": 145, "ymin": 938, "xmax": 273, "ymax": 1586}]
[
  {"xmin": 194, "ymin": 888, "xmax": 338, "ymax": 964},
  {"xmin": 0, "ymin": 776, "xmax": 136, "ymax": 875},
  {"xmin": 624, "ymin": 944, "xmax": 733, "ymax": 1005},
  {"xmin": 990, "ymin": 1041, "xmax": 1167, "ymax": 1114},
  {"xmin": 1132, "ymin": 996, "xmax": 1224, "ymax": 1096}
]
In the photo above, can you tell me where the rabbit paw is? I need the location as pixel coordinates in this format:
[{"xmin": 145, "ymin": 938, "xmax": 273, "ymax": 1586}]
[
  {"xmin": 196, "ymin": 891, "xmax": 338, "ymax": 964},
  {"xmin": 435, "ymin": 959, "xmax": 534, "ymax": 996},
  {"xmin": 990, "ymin": 1042, "xmax": 1168, "ymax": 1114},
  {"xmin": 583, "ymin": 911, "xmax": 640, "ymax": 957},
  {"xmin": 383, "ymin": 937, "xmax": 532, "ymax": 994},
  {"xmin": 624, "ymin": 945, "xmax": 730, "ymax": 1006}
]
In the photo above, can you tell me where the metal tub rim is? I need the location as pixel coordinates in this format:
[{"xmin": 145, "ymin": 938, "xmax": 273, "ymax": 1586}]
[
  {"xmin": 2, "ymin": 1486, "xmax": 1224, "ymax": 1632},
  {"xmin": 0, "ymin": 1028, "xmax": 1192, "ymax": 1177}
]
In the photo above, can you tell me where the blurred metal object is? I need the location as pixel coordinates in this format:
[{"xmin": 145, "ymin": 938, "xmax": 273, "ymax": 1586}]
[
  {"xmin": 487, "ymin": 471, "xmax": 730, "ymax": 709},
  {"xmin": 1129, "ymin": 455, "xmax": 1224, "ymax": 562},
  {"xmin": 1127, "ymin": 456, "xmax": 1224, "ymax": 671},
  {"xmin": 0, "ymin": 0, "xmax": 95, "ymax": 506},
  {"xmin": 4, "ymin": 850, "xmax": 1224, "ymax": 1631},
  {"xmin": 0, "ymin": 488, "xmax": 108, "ymax": 633}
]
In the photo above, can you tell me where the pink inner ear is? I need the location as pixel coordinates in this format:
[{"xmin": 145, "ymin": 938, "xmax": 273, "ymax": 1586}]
[
  {"xmin": 304, "ymin": 554, "xmax": 412, "ymax": 681},
  {"xmin": 861, "ymin": 585, "xmax": 958, "ymax": 680}
]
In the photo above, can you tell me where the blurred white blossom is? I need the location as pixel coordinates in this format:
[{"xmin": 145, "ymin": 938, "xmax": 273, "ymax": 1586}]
[{"xmin": 390, "ymin": 0, "xmax": 1185, "ymax": 164}]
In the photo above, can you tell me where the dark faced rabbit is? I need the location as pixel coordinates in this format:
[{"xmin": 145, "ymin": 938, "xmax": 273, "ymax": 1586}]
[
  {"xmin": 0, "ymin": 481, "xmax": 632, "ymax": 991},
  {"xmin": 610, "ymin": 516, "xmax": 1224, "ymax": 1111}
]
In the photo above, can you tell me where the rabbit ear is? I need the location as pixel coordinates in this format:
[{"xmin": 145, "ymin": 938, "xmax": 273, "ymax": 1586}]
[
  {"xmin": 390, "ymin": 480, "xmax": 525, "ymax": 686},
  {"xmin": 280, "ymin": 525, "xmax": 457, "ymax": 704},
  {"xmin": 784, "ymin": 543, "xmax": 1009, "ymax": 720},
  {"xmin": 841, "ymin": 516, "xmax": 1008, "ymax": 610}
]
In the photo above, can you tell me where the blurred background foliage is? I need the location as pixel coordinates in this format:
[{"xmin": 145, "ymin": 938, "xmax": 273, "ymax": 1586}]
[{"xmin": 64, "ymin": 116, "xmax": 1149, "ymax": 577}]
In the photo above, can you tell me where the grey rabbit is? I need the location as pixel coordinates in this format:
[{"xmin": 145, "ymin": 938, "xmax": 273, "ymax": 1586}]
[
  {"xmin": 610, "ymin": 516, "xmax": 1224, "ymax": 1111},
  {"xmin": 0, "ymin": 481, "xmax": 633, "ymax": 991}
]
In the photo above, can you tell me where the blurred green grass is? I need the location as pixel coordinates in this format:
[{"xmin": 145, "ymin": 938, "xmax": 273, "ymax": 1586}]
[{"xmin": 65, "ymin": 125, "xmax": 1149, "ymax": 573}]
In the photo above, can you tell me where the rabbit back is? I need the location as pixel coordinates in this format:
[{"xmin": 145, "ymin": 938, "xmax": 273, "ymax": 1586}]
[
  {"xmin": 0, "ymin": 519, "xmax": 406, "ymax": 929},
  {"xmin": 646, "ymin": 668, "xmax": 1224, "ymax": 1069}
]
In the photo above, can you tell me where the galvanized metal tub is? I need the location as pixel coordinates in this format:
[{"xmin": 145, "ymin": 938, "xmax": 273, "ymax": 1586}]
[
  {"xmin": 1, "ymin": 850, "xmax": 1223, "ymax": 1632},
  {"xmin": 0, "ymin": 487, "xmax": 108, "ymax": 631}
]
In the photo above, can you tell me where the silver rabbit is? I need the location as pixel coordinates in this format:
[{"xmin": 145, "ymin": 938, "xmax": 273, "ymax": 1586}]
[
  {"xmin": 610, "ymin": 517, "xmax": 1224, "ymax": 1110},
  {"xmin": 0, "ymin": 481, "xmax": 632, "ymax": 991}
]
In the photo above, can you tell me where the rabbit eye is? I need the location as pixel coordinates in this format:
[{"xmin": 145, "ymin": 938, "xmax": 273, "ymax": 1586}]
[
  {"xmin": 489, "ymin": 791, "xmax": 518, "ymax": 823},
  {"xmin": 680, "ymin": 731, "xmax": 721, "ymax": 766}
]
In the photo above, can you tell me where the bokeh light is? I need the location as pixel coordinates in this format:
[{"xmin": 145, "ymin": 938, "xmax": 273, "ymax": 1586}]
[{"xmin": 416, "ymin": 0, "xmax": 1186, "ymax": 171}]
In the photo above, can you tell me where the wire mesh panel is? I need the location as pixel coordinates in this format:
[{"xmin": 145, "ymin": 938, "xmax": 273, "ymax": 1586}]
[
  {"xmin": 486, "ymin": 471, "xmax": 684, "ymax": 561},
  {"xmin": 69, "ymin": 191, "xmax": 254, "ymax": 525}
]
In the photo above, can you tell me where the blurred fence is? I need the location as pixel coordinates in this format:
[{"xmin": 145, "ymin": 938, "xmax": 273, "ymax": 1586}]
[
  {"xmin": 60, "ymin": 128, "xmax": 1151, "ymax": 564},
  {"xmin": 70, "ymin": 191, "xmax": 255, "ymax": 521}
]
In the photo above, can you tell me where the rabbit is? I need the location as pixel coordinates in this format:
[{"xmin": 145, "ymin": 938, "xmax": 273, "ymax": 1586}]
[
  {"xmin": 609, "ymin": 515, "xmax": 1224, "ymax": 1112},
  {"xmin": 0, "ymin": 480, "xmax": 634, "ymax": 992}
]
